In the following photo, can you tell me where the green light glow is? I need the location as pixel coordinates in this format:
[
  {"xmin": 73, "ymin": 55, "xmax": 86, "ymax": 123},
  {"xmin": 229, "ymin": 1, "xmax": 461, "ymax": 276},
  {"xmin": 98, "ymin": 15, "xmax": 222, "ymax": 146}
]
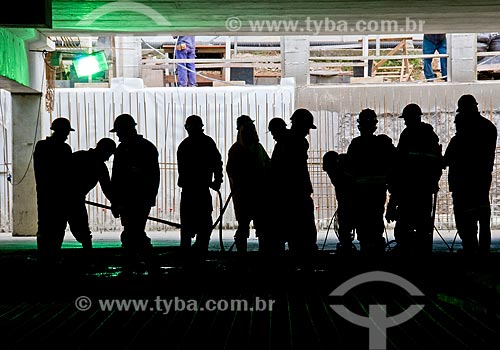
[{"xmin": 73, "ymin": 51, "xmax": 109, "ymax": 78}]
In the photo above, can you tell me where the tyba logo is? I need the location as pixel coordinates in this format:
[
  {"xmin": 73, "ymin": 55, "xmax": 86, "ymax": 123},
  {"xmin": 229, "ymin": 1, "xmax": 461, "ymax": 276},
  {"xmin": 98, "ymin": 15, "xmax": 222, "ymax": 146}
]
[{"xmin": 329, "ymin": 271, "xmax": 425, "ymax": 350}]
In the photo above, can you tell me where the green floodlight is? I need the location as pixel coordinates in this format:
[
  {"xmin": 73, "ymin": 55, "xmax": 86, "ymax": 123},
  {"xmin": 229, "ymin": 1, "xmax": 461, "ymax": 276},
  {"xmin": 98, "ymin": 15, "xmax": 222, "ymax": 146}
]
[{"xmin": 73, "ymin": 51, "xmax": 109, "ymax": 78}]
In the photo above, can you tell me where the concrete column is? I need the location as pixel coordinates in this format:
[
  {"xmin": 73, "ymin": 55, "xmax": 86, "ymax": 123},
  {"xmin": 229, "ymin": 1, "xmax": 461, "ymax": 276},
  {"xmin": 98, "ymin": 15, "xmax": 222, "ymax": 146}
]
[
  {"xmin": 12, "ymin": 93, "xmax": 42, "ymax": 236},
  {"xmin": 27, "ymin": 33, "xmax": 54, "ymax": 91},
  {"xmin": 448, "ymin": 33, "xmax": 476, "ymax": 82},
  {"xmin": 362, "ymin": 36, "xmax": 369, "ymax": 77},
  {"xmin": 115, "ymin": 37, "xmax": 142, "ymax": 78},
  {"xmin": 225, "ymin": 36, "xmax": 231, "ymax": 81},
  {"xmin": 27, "ymin": 50, "xmax": 45, "ymax": 92},
  {"xmin": 281, "ymin": 36, "xmax": 310, "ymax": 87}
]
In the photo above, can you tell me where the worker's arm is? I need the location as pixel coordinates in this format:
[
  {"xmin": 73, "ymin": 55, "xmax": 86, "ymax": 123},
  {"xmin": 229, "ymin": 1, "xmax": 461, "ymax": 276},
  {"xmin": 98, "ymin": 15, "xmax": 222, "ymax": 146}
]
[
  {"xmin": 211, "ymin": 140, "xmax": 224, "ymax": 191},
  {"xmin": 98, "ymin": 163, "xmax": 113, "ymax": 202}
]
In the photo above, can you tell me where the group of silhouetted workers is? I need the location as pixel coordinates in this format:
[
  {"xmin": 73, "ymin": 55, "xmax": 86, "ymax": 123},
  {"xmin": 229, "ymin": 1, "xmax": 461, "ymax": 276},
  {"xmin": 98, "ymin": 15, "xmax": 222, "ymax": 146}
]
[
  {"xmin": 323, "ymin": 94, "xmax": 497, "ymax": 259},
  {"xmin": 33, "ymin": 93, "xmax": 497, "ymax": 274},
  {"xmin": 179, "ymin": 110, "xmax": 319, "ymax": 269},
  {"xmin": 34, "ymin": 114, "xmax": 160, "ymax": 273}
]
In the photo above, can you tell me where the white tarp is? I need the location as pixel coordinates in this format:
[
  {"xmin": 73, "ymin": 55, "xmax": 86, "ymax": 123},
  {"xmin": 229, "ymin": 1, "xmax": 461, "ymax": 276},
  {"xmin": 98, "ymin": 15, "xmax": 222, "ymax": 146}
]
[{"xmin": 48, "ymin": 79, "xmax": 295, "ymax": 231}]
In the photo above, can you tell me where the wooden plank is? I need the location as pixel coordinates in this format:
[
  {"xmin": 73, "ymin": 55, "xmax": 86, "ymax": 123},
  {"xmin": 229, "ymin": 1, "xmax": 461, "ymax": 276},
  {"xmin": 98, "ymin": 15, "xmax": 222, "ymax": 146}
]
[
  {"xmin": 212, "ymin": 81, "xmax": 246, "ymax": 87},
  {"xmin": 477, "ymin": 64, "xmax": 500, "ymax": 72},
  {"xmin": 162, "ymin": 45, "xmax": 227, "ymax": 55},
  {"xmin": 372, "ymin": 40, "xmax": 404, "ymax": 72}
]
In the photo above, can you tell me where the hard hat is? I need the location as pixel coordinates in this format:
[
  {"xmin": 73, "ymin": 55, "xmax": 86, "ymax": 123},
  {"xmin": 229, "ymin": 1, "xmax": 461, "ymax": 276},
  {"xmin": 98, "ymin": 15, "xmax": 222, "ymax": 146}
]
[
  {"xmin": 50, "ymin": 117, "xmax": 75, "ymax": 132},
  {"xmin": 110, "ymin": 114, "xmax": 137, "ymax": 132},
  {"xmin": 96, "ymin": 137, "xmax": 117, "ymax": 153},
  {"xmin": 322, "ymin": 151, "xmax": 339, "ymax": 172},
  {"xmin": 268, "ymin": 117, "xmax": 287, "ymax": 132},
  {"xmin": 323, "ymin": 150, "xmax": 339, "ymax": 163},
  {"xmin": 236, "ymin": 115, "xmax": 255, "ymax": 130},
  {"xmin": 290, "ymin": 108, "xmax": 317, "ymax": 129},
  {"xmin": 457, "ymin": 94, "xmax": 478, "ymax": 112},
  {"xmin": 184, "ymin": 115, "xmax": 204, "ymax": 129},
  {"xmin": 400, "ymin": 104, "xmax": 423, "ymax": 119},
  {"xmin": 357, "ymin": 108, "xmax": 378, "ymax": 123}
]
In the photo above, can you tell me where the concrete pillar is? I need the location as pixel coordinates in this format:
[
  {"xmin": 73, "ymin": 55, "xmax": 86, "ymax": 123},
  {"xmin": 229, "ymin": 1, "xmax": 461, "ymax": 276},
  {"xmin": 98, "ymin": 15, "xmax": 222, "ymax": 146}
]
[
  {"xmin": 281, "ymin": 36, "xmax": 310, "ymax": 87},
  {"xmin": 115, "ymin": 37, "xmax": 142, "ymax": 78},
  {"xmin": 12, "ymin": 93, "xmax": 42, "ymax": 236},
  {"xmin": 225, "ymin": 36, "xmax": 231, "ymax": 81},
  {"xmin": 448, "ymin": 33, "xmax": 476, "ymax": 82},
  {"xmin": 27, "ymin": 33, "xmax": 54, "ymax": 91},
  {"xmin": 7, "ymin": 33, "xmax": 52, "ymax": 236},
  {"xmin": 362, "ymin": 36, "xmax": 369, "ymax": 77}
]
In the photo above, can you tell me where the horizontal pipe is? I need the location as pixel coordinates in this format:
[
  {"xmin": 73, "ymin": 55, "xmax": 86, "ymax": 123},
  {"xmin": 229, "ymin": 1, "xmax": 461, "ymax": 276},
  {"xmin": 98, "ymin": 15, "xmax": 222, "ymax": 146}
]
[{"xmin": 85, "ymin": 200, "xmax": 182, "ymax": 228}]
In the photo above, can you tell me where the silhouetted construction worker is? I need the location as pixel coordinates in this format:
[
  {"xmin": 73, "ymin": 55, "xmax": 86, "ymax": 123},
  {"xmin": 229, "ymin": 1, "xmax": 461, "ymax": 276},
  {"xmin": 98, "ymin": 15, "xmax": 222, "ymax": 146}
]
[
  {"xmin": 444, "ymin": 94, "xmax": 497, "ymax": 256},
  {"xmin": 268, "ymin": 117, "xmax": 289, "ymax": 197},
  {"xmin": 268, "ymin": 117, "xmax": 288, "ymax": 144},
  {"xmin": 387, "ymin": 103, "xmax": 443, "ymax": 256},
  {"xmin": 68, "ymin": 138, "xmax": 116, "ymax": 251},
  {"xmin": 177, "ymin": 115, "xmax": 223, "ymax": 258},
  {"xmin": 347, "ymin": 109, "xmax": 396, "ymax": 256},
  {"xmin": 110, "ymin": 114, "xmax": 160, "ymax": 274},
  {"xmin": 266, "ymin": 117, "xmax": 290, "ymax": 254},
  {"xmin": 323, "ymin": 151, "xmax": 356, "ymax": 255},
  {"xmin": 34, "ymin": 117, "xmax": 74, "ymax": 267},
  {"xmin": 274, "ymin": 108, "xmax": 318, "ymax": 268},
  {"xmin": 227, "ymin": 115, "xmax": 271, "ymax": 255}
]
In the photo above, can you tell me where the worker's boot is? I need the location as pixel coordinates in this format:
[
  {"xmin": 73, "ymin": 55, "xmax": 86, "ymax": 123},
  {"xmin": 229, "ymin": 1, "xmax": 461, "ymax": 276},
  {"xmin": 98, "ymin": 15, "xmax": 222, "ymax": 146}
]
[
  {"xmin": 80, "ymin": 238, "xmax": 94, "ymax": 268},
  {"xmin": 81, "ymin": 238, "xmax": 93, "ymax": 250},
  {"xmin": 234, "ymin": 224, "xmax": 249, "ymax": 255},
  {"xmin": 235, "ymin": 237, "xmax": 248, "ymax": 254}
]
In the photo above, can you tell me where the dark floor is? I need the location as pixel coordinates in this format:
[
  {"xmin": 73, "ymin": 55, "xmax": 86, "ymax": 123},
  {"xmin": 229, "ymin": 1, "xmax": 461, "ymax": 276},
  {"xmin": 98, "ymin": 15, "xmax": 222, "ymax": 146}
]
[{"xmin": 0, "ymin": 244, "xmax": 499, "ymax": 350}]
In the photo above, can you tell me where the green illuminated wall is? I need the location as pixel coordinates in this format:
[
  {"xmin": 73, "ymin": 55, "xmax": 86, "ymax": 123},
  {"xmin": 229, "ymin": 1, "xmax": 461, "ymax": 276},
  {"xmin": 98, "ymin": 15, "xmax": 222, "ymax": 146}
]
[
  {"xmin": 0, "ymin": 29, "xmax": 30, "ymax": 86},
  {"xmin": 49, "ymin": 0, "xmax": 500, "ymax": 34}
]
